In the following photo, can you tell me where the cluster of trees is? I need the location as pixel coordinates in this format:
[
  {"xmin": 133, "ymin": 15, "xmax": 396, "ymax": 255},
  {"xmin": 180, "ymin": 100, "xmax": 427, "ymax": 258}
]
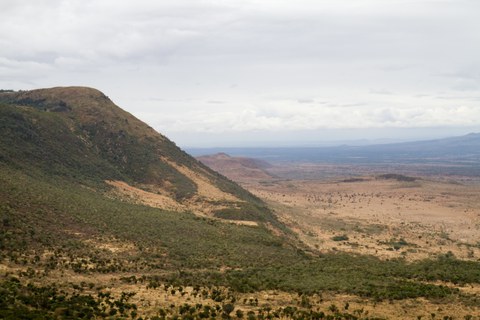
[
  {"xmin": 0, "ymin": 277, "xmax": 138, "ymax": 319},
  {"xmin": 0, "ymin": 277, "xmax": 389, "ymax": 319},
  {"xmin": 3, "ymin": 277, "xmax": 474, "ymax": 320}
]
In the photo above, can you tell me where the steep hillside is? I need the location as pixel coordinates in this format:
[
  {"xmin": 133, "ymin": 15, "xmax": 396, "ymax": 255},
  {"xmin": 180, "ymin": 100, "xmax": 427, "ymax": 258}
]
[
  {"xmin": 0, "ymin": 87, "xmax": 274, "ymax": 222},
  {"xmin": 197, "ymin": 153, "xmax": 274, "ymax": 182}
]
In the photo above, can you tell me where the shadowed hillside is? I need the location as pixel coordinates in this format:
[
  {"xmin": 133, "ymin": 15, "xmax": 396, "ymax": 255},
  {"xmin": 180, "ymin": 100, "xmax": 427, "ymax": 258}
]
[{"xmin": 0, "ymin": 87, "xmax": 275, "ymax": 223}]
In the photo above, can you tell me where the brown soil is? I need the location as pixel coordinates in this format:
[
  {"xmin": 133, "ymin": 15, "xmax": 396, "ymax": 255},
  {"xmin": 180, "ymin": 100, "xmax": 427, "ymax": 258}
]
[
  {"xmin": 162, "ymin": 157, "xmax": 239, "ymax": 202},
  {"xmin": 106, "ymin": 180, "xmax": 185, "ymax": 212}
]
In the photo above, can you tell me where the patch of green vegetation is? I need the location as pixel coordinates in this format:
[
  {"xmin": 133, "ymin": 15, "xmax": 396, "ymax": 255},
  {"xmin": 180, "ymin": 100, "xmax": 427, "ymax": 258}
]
[
  {"xmin": 332, "ymin": 235, "xmax": 349, "ymax": 241},
  {"xmin": 0, "ymin": 277, "xmax": 410, "ymax": 319},
  {"xmin": 0, "ymin": 277, "xmax": 138, "ymax": 319},
  {"xmin": 377, "ymin": 174, "xmax": 416, "ymax": 182},
  {"xmin": 341, "ymin": 178, "xmax": 366, "ymax": 183},
  {"xmin": 258, "ymin": 180, "xmax": 278, "ymax": 186},
  {"xmin": 397, "ymin": 252, "xmax": 480, "ymax": 285},
  {"xmin": 319, "ymin": 217, "xmax": 386, "ymax": 235},
  {"xmin": 380, "ymin": 238, "xmax": 414, "ymax": 251},
  {"xmin": 0, "ymin": 101, "xmax": 197, "ymax": 200},
  {"xmin": 164, "ymin": 253, "xmax": 474, "ymax": 302},
  {"xmin": 0, "ymin": 104, "xmax": 116, "ymax": 183},
  {"xmin": 212, "ymin": 202, "xmax": 277, "ymax": 224}
]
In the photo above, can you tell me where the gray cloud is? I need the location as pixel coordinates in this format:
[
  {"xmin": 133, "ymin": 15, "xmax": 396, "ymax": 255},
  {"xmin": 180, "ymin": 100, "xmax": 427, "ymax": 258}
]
[{"xmin": 1, "ymin": 0, "xmax": 480, "ymax": 146}]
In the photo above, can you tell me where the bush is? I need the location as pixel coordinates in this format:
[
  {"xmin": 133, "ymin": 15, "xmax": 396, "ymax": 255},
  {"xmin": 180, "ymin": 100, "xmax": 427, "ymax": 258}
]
[{"xmin": 332, "ymin": 235, "xmax": 349, "ymax": 241}]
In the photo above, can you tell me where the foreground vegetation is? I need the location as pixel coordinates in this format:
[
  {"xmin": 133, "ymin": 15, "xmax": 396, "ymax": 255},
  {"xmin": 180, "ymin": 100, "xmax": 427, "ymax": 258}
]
[
  {"xmin": 1, "ymin": 166, "xmax": 480, "ymax": 319},
  {"xmin": 0, "ymin": 278, "xmax": 394, "ymax": 320}
]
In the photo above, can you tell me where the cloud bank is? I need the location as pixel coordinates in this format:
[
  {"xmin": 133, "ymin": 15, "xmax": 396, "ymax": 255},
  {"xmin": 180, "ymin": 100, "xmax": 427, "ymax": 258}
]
[{"xmin": 1, "ymin": 0, "xmax": 480, "ymax": 145}]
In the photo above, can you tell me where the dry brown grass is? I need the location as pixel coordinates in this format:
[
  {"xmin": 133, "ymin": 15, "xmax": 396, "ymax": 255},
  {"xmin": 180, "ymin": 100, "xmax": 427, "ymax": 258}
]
[
  {"xmin": 245, "ymin": 176, "xmax": 480, "ymax": 261},
  {"xmin": 163, "ymin": 157, "xmax": 239, "ymax": 202},
  {"xmin": 105, "ymin": 179, "xmax": 258, "ymax": 226},
  {"xmin": 106, "ymin": 180, "xmax": 186, "ymax": 211},
  {"xmin": 5, "ymin": 263, "xmax": 478, "ymax": 320}
]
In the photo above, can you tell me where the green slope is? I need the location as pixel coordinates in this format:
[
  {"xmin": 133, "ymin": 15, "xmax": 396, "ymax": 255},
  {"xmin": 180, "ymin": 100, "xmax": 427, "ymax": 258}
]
[
  {"xmin": 0, "ymin": 87, "xmax": 273, "ymax": 220},
  {"xmin": 0, "ymin": 164, "xmax": 295, "ymax": 269}
]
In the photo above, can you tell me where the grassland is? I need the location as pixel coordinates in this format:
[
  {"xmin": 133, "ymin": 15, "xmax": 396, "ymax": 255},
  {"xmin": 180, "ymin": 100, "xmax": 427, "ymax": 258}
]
[{"xmin": 2, "ymin": 165, "xmax": 480, "ymax": 319}]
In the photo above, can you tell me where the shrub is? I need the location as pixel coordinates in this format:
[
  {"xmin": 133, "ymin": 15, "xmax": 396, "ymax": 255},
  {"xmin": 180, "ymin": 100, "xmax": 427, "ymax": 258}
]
[{"xmin": 332, "ymin": 235, "xmax": 349, "ymax": 241}]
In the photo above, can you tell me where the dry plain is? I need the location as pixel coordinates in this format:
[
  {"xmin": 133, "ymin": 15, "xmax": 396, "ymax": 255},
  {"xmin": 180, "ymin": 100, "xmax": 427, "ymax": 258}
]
[{"xmin": 241, "ymin": 166, "xmax": 480, "ymax": 262}]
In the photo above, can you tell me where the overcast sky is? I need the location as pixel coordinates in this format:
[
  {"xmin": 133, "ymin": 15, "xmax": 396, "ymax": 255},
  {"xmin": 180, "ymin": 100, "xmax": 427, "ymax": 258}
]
[{"xmin": 1, "ymin": 0, "xmax": 480, "ymax": 147}]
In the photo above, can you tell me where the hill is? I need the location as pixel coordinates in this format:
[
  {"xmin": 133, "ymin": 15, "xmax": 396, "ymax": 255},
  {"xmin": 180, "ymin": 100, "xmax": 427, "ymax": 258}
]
[
  {"xmin": 0, "ymin": 87, "xmax": 275, "ymax": 223},
  {"xmin": 197, "ymin": 153, "xmax": 274, "ymax": 182}
]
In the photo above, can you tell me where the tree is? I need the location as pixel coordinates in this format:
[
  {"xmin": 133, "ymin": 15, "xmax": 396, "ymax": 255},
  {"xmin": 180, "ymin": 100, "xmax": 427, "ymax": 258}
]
[{"xmin": 223, "ymin": 303, "xmax": 235, "ymax": 316}]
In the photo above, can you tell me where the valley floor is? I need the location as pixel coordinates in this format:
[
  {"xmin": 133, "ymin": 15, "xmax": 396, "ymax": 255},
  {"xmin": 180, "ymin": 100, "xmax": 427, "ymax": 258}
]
[{"xmin": 244, "ymin": 175, "xmax": 480, "ymax": 262}]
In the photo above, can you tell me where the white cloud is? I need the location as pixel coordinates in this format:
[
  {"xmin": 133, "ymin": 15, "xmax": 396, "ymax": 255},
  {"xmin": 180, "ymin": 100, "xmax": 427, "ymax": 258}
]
[
  {"xmin": 1, "ymin": 0, "xmax": 480, "ymax": 145},
  {"xmin": 140, "ymin": 94, "xmax": 480, "ymax": 134}
]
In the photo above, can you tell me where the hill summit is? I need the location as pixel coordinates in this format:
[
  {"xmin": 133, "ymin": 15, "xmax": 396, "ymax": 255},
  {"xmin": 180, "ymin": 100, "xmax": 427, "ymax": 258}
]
[{"xmin": 0, "ymin": 86, "xmax": 274, "ymax": 223}]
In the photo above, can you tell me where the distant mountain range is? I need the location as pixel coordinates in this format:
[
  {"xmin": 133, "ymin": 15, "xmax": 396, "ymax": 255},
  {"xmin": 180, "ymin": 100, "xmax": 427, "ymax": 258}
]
[
  {"xmin": 188, "ymin": 133, "xmax": 480, "ymax": 176},
  {"xmin": 189, "ymin": 133, "xmax": 480, "ymax": 160}
]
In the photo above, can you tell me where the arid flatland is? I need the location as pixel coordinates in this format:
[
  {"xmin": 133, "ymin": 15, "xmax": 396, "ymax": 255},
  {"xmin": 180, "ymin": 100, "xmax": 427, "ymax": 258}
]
[{"xmin": 246, "ymin": 174, "xmax": 480, "ymax": 261}]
